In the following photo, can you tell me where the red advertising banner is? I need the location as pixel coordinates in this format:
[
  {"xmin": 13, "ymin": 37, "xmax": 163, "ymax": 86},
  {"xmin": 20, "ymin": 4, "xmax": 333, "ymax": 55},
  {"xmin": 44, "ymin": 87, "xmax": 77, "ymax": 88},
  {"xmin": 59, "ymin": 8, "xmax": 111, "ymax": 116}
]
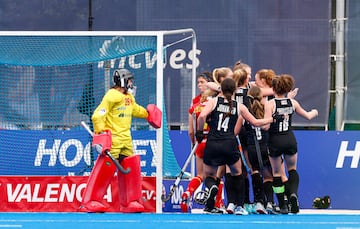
[{"xmin": 0, "ymin": 176, "xmax": 156, "ymax": 212}]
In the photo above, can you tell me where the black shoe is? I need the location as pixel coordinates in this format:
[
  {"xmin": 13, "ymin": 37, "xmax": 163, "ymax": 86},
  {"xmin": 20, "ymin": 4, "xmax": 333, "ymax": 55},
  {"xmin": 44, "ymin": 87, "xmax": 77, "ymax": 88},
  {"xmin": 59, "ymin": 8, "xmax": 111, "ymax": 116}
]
[
  {"xmin": 280, "ymin": 204, "xmax": 289, "ymax": 214},
  {"xmin": 203, "ymin": 207, "xmax": 224, "ymax": 214},
  {"xmin": 289, "ymin": 193, "xmax": 300, "ymax": 214}
]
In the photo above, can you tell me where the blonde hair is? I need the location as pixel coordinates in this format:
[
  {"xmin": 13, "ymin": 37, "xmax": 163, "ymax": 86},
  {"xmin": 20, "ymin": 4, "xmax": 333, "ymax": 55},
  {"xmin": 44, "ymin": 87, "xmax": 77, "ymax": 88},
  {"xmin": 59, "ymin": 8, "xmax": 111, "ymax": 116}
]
[
  {"xmin": 212, "ymin": 67, "xmax": 232, "ymax": 85},
  {"xmin": 233, "ymin": 69, "xmax": 248, "ymax": 87},
  {"xmin": 200, "ymin": 88, "xmax": 218, "ymax": 103}
]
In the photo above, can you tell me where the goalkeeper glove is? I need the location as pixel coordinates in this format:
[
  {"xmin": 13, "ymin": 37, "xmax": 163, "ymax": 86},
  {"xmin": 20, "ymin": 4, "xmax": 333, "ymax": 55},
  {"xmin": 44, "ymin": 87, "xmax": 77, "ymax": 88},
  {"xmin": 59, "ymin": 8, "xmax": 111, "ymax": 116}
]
[
  {"xmin": 146, "ymin": 104, "xmax": 162, "ymax": 129},
  {"xmin": 92, "ymin": 130, "xmax": 112, "ymax": 155}
]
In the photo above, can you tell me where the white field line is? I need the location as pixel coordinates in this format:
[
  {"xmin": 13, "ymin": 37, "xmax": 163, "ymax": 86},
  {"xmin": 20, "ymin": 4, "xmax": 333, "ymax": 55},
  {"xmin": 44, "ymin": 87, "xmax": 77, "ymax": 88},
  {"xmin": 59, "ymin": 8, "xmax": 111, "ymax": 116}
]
[{"xmin": 191, "ymin": 208, "xmax": 360, "ymax": 215}]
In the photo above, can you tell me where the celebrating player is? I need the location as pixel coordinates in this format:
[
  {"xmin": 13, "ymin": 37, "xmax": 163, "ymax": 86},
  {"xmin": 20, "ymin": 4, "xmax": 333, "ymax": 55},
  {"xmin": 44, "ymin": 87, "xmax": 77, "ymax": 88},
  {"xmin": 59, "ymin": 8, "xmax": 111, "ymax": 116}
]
[
  {"xmin": 264, "ymin": 74, "xmax": 318, "ymax": 214},
  {"xmin": 80, "ymin": 68, "xmax": 161, "ymax": 213},
  {"xmin": 196, "ymin": 78, "xmax": 273, "ymax": 214},
  {"xmin": 180, "ymin": 71, "xmax": 218, "ymax": 212}
]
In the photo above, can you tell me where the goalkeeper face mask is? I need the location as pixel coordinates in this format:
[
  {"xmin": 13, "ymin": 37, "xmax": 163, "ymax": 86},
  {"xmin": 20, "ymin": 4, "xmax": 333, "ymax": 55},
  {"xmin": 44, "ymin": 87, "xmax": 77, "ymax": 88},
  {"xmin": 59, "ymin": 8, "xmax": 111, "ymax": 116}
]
[
  {"xmin": 127, "ymin": 79, "xmax": 137, "ymax": 96},
  {"xmin": 128, "ymin": 85, "xmax": 137, "ymax": 96}
]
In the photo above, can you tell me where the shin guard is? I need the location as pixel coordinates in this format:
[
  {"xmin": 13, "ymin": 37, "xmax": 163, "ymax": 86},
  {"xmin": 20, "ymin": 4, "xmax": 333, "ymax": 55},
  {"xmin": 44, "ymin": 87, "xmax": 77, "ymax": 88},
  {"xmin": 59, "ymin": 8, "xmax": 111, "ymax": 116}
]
[
  {"xmin": 215, "ymin": 179, "xmax": 224, "ymax": 208},
  {"xmin": 118, "ymin": 155, "xmax": 144, "ymax": 213},
  {"xmin": 187, "ymin": 175, "xmax": 202, "ymax": 195},
  {"xmin": 252, "ymin": 173, "xmax": 265, "ymax": 204},
  {"xmin": 273, "ymin": 176, "xmax": 286, "ymax": 208},
  {"xmin": 232, "ymin": 175, "xmax": 245, "ymax": 206},
  {"xmin": 244, "ymin": 175, "xmax": 250, "ymax": 204},
  {"xmin": 288, "ymin": 169, "xmax": 299, "ymax": 196},
  {"xmin": 80, "ymin": 154, "xmax": 116, "ymax": 212},
  {"xmin": 225, "ymin": 173, "xmax": 235, "ymax": 204},
  {"xmin": 204, "ymin": 176, "xmax": 218, "ymax": 209},
  {"xmin": 263, "ymin": 181, "xmax": 274, "ymax": 204}
]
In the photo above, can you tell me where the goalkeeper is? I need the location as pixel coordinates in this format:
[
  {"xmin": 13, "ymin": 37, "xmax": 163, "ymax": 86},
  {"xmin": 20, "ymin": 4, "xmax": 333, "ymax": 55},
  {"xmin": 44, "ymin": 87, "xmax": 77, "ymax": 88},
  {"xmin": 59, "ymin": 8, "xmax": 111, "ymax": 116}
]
[{"xmin": 80, "ymin": 68, "xmax": 161, "ymax": 213}]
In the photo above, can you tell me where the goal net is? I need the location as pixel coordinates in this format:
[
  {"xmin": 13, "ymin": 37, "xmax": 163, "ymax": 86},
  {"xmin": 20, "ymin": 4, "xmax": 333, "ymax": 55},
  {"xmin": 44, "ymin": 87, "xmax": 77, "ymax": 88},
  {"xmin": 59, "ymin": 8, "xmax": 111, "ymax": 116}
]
[{"xmin": 0, "ymin": 30, "xmax": 196, "ymax": 213}]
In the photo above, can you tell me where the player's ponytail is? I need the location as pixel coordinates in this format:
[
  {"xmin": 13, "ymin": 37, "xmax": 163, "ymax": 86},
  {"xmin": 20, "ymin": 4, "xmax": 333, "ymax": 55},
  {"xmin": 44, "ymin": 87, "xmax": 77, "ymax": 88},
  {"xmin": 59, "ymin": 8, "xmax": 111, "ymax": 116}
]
[
  {"xmin": 221, "ymin": 78, "xmax": 236, "ymax": 119},
  {"xmin": 247, "ymin": 86, "xmax": 264, "ymax": 119}
]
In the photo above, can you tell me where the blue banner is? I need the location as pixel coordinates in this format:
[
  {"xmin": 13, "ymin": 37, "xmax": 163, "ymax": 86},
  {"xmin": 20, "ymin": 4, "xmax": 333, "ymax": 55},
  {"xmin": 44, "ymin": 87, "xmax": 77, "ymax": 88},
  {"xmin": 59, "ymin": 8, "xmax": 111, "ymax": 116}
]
[
  {"xmin": 1, "ymin": 130, "xmax": 360, "ymax": 209},
  {"xmin": 165, "ymin": 131, "xmax": 360, "ymax": 210},
  {"xmin": 0, "ymin": 130, "xmax": 158, "ymax": 176}
]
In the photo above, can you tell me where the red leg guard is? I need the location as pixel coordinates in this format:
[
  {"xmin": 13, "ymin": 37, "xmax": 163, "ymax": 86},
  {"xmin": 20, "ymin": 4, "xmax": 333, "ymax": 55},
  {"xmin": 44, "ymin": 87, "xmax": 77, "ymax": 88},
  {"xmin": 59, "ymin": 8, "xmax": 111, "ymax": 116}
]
[
  {"xmin": 80, "ymin": 154, "xmax": 116, "ymax": 212},
  {"xmin": 215, "ymin": 180, "xmax": 224, "ymax": 208},
  {"xmin": 187, "ymin": 175, "xmax": 202, "ymax": 195},
  {"xmin": 118, "ymin": 155, "xmax": 144, "ymax": 213}
]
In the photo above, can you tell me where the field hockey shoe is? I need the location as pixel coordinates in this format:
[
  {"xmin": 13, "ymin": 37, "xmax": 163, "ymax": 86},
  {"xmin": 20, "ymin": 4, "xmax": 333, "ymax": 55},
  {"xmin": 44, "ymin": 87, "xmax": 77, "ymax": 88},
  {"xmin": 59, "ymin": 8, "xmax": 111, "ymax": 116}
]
[
  {"xmin": 244, "ymin": 203, "xmax": 257, "ymax": 214},
  {"xmin": 180, "ymin": 191, "xmax": 191, "ymax": 213},
  {"xmin": 226, "ymin": 203, "xmax": 236, "ymax": 214},
  {"xmin": 234, "ymin": 206, "xmax": 249, "ymax": 215},
  {"xmin": 265, "ymin": 202, "xmax": 278, "ymax": 215},
  {"xmin": 203, "ymin": 207, "xmax": 224, "ymax": 214},
  {"xmin": 289, "ymin": 193, "xmax": 300, "ymax": 214},
  {"xmin": 254, "ymin": 202, "xmax": 267, "ymax": 214},
  {"xmin": 279, "ymin": 204, "xmax": 289, "ymax": 214}
]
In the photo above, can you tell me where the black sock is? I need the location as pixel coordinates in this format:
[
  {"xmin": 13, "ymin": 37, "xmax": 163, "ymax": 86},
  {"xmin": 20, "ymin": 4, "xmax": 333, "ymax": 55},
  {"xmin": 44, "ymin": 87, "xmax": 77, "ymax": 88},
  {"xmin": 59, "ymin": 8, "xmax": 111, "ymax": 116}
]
[
  {"xmin": 288, "ymin": 169, "xmax": 299, "ymax": 196},
  {"xmin": 232, "ymin": 174, "xmax": 245, "ymax": 206},
  {"xmin": 225, "ymin": 173, "xmax": 235, "ymax": 204},
  {"xmin": 251, "ymin": 173, "xmax": 264, "ymax": 204},
  {"xmin": 263, "ymin": 181, "xmax": 274, "ymax": 204},
  {"xmin": 273, "ymin": 176, "xmax": 285, "ymax": 207},
  {"xmin": 244, "ymin": 174, "xmax": 250, "ymax": 204},
  {"xmin": 283, "ymin": 180, "xmax": 289, "ymax": 200}
]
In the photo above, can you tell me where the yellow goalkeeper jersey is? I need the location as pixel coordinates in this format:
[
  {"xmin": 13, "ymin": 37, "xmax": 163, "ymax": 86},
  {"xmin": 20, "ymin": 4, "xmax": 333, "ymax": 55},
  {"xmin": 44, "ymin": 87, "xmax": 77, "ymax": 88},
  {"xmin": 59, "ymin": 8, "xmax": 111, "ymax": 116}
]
[{"xmin": 92, "ymin": 88, "xmax": 148, "ymax": 156}]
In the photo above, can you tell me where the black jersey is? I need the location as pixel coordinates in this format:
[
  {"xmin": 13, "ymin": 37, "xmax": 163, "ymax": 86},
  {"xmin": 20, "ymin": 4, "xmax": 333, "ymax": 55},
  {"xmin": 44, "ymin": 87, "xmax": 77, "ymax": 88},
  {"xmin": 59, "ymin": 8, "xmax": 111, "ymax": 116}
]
[
  {"xmin": 207, "ymin": 97, "xmax": 238, "ymax": 141},
  {"xmin": 235, "ymin": 87, "xmax": 250, "ymax": 108},
  {"xmin": 244, "ymin": 120, "xmax": 268, "ymax": 145},
  {"xmin": 235, "ymin": 87, "xmax": 250, "ymax": 149},
  {"xmin": 204, "ymin": 97, "xmax": 240, "ymax": 166},
  {"xmin": 266, "ymin": 95, "xmax": 275, "ymax": 101},
  {"xmin": 269, "ymin": 98, "xmax": 295, "ymax": 134}
]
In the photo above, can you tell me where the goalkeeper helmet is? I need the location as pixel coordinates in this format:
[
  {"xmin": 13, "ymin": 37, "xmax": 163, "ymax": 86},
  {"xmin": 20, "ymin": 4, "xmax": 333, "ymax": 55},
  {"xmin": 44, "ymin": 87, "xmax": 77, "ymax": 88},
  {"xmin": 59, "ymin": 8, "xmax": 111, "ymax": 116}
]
[{"xmin": 113, "ymin": 68, "xmax": 133, "ymax": 89}]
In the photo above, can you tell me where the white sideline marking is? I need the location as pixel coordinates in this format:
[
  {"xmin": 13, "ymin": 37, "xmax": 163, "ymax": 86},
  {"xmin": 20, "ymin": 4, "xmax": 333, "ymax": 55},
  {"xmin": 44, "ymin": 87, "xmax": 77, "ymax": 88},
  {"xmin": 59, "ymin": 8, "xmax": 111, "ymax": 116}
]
[
  {"xmin": 191, "ymin": 208, "xmax": 360, "ymax": 215},
  {"xmin": 0, "ymin": 225, "xmax": 22, "ymax": 228}
]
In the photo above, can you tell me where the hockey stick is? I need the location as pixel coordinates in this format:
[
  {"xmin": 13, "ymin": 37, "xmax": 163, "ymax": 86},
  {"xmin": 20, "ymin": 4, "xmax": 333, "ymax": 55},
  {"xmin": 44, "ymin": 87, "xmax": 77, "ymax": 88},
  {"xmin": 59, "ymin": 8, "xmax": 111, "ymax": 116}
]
[
  {"xmin": 81, "ymin": 121, "xmax": 130, "ymax": 174},
  {"xmin": 161, "ymin": 142, "xmax": 199, "ymax": 202},
  {"xmin": 253, "ymin": 129, "xmax": 264, "ymax": 172},
  {"xmin": 236, "ymin": 136, "xmax": 252, "ymax": 174}
]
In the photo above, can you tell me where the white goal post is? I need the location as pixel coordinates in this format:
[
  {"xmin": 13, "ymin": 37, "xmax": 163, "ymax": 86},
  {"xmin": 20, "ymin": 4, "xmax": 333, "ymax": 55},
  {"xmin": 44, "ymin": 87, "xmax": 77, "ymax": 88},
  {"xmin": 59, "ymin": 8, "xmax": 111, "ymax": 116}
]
[{"xmin": 0, "ymin": 29, "xmax": 197, "ymax": 213}]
